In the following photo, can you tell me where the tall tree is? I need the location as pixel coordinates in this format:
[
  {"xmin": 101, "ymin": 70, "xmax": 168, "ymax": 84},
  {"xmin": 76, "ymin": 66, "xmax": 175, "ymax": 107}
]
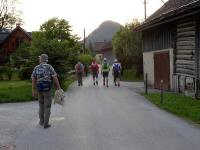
[
  {"xmin": 0, "ymin": 0, "xmax": 22, "ymax": 30},
  {"xmin": 17, "ymin": 18, "xmax": 81, "ymax": 84},
  {"xmin": 112, "ymin": 19, "xmax": 142, "ymax": 76},
  {"xmin": 40, "ymin": 17, "xmax": 79, "ymax": 43}
]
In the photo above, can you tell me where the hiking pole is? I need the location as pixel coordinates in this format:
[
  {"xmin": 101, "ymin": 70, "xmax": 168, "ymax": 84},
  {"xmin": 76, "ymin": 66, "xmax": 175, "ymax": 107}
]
[{"xmin": 160, "ymin": 80, "xmax": 164, "ymax": 104}]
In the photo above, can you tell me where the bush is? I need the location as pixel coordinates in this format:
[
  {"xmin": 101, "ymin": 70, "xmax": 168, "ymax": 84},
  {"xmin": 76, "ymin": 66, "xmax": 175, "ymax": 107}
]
[
  {"xmin": 122, "ymin": 69, "xmax": 143, "ymax": 81},
  {"xmin": 19, "ymin": 66, "xmax": 33, "ymax": 80},
  {"xmin": 4, "ymin": 67, "xmax": 13, "ymax": 80},
  {"xmin": 0, "ymin": 66, "xmax": 5, "ymax": 80},
  {"xmin": 78, "ymin": 54, "xmax": 93, "ymax": 65}
]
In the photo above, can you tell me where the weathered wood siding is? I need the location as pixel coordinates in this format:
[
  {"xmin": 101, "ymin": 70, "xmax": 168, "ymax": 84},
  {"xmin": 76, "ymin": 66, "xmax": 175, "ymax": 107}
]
[
  {"xmin": 0, "ymin": 27, "xmax": 31, "ymax": 64},
  {"xmin": 0, "ymin": 29, "xmax": 31, "ymax": 55},
  {"xmin": 172, "ymin": 17, "xmax": 197, "ymax": 96},
  {"xmin": 142, "ymin": 23, "xmax": 175, "ymax": 52},
  {"xmin": 175, "ymin": 17, "xmax": 196, "ymax": 76}
]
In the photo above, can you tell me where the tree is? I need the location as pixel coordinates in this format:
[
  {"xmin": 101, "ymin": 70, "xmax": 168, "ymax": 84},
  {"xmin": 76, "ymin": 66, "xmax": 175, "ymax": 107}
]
[
  {"xmin": 16, "ymin": 18, "xmax": 81, "ymax": 85},
  {"xmin": 112, "ymin": 19, "xmax": 143, "ymax": 76},
  {"xmin": 39, "ymin": 17, "xmax": 79, "ymax": 43},
  {"xmin": 78, "ymin": 54, "xmax": 93, "ymax": 65},
  {"xmin": 0, "ymin": 0, "xmax": 23, "ymax": 30}
]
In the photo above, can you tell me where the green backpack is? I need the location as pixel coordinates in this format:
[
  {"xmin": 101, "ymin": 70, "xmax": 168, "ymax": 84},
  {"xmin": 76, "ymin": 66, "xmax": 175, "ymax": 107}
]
[
  {"xmin": 102, "ymin": 62, "xmax": 109, "ymax": 72},
  {"xmin": 103, "ymin": 62, "xmax": 108, "ymax": 69}
]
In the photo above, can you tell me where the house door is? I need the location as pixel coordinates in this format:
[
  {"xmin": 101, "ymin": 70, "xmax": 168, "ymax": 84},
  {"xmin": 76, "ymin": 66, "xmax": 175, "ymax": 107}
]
[{"xmin": 154, "ymin": 51, "xmax": 170, "ymax": 90}]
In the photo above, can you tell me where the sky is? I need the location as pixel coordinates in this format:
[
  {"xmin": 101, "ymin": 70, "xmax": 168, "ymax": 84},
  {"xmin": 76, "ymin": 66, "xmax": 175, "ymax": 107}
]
[{"xmin": 17, "ymin": 0, "xmax": 164, "ymax": 39}]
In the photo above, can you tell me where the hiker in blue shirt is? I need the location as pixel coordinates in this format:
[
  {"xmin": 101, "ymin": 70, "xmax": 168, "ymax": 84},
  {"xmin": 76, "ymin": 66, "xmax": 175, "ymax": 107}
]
[
  {"xmin": 31, "ymin": 54, "xmax": 61, "ymax": 129},
  {"xmin": 112, "ymin": 59, "xmax": 121, "ymax": 87}
]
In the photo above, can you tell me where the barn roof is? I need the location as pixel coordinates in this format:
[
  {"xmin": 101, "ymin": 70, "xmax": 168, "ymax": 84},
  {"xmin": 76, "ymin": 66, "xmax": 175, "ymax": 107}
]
[
  {"xmin": 0, "ymin": 26, "xmax": 31, "ymax": 45},
  {"xmin": 101, "ymin": 42, "xmax": 112, "ymax": 52},
  {"xmin": 0, "ymin": 31, "xmax": 10, "ymax": 45},
  {"xmin": 94, "ymin": 42, "xmax": 107, "ymax": 52},
  {"xmin": 136, "ymin": 0, "xmax": 200, "ymax": 31}
]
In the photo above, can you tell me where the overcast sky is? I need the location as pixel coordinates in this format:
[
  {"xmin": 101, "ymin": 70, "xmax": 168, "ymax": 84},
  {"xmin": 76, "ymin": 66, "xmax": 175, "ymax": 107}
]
[{"xmin": 18, "ymin": 0, "xmax": 164, "ymax": 39}]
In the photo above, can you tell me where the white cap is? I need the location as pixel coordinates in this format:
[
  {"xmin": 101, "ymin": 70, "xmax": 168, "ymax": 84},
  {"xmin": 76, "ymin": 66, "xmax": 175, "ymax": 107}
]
[{"xmin": 104, "ymin": 58, "xmax": 107, "ymax": 61}]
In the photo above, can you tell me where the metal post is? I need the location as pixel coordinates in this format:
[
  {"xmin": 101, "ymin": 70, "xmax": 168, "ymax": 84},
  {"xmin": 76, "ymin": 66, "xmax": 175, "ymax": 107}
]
[
  {"xmin": 84, "ymin": 28, "xmax": 86, "ymax": 53},
  {"xmin": 160, "ymin": 80, "xmax": 164, "ymax": 104},
  {"xmin": 178, "ymin": 75, "xmax": 180, "ymax": 93},
  {"xmin": 145, "ymin": 73, "xmax": 148, "ymax": 94},
  {"xmin": 195, "ymin": 78, "xmax": 199, "ymax": 99}
]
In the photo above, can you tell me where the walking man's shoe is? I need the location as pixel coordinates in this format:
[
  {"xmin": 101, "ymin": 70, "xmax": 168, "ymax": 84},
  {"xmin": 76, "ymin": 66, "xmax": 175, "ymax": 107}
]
[
  {"xmin": 39, "ymin": 121, "xmax": 44, "ymax": 126},
  {"xmin": 96, "ymin": 81, "xmax": 98, "ymax": 85},
  {"xmin": 44, "ymin": 124, "xmax": 51, "ymax": 129}
]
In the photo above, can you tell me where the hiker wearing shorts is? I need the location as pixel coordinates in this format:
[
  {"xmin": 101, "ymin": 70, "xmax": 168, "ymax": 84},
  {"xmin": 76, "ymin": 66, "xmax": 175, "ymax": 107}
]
[
  {"xmin": 90, "ymin": 59, "xmax": 99, "ymax": 85},
  {"xmin": 112, "ymin": 59, "xmax": 121, "ymax": 87},
  {"xmin": 101, "ymin": 58, "xmax": 110, "ymax": 87}
]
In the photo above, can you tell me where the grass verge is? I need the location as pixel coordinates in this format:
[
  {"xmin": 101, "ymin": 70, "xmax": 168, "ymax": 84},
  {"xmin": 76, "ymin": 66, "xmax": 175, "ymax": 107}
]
[
  {"xmin": 0, "ymin": 75, "xmax": 76, "ymax": 103},
  {"xmin": 0, "ymin": 81, "xmax": 33, "ymax": 103},
  {"xmin": 143, "ymin": 92, "xmax": 200, "ymax": 124},
  {"xmin": 122, "ymin": 69, "xmax": 143, "ymax": 82},
  {"xmin": 63, "ymin": 75, "xmax": 76, "ymax": 91}
]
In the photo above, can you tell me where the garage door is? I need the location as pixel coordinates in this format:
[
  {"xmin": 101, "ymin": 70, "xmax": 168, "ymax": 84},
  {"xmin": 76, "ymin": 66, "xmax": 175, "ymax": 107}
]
[{"xmin": 154, "ymin": 51, "xmax": 170, "ymax": 90}]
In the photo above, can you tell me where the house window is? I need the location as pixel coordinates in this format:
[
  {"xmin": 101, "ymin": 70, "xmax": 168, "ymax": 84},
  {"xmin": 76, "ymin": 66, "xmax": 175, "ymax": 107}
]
[{"xmin": 15, "ymin": 39, "xmax": 21, "ymax": 49}]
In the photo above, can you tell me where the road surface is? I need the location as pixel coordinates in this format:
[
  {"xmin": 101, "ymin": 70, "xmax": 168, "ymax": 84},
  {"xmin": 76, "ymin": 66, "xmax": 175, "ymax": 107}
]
[{"xmin": 0, "ymin": 76, "xmax": 200, "ymax": 150}]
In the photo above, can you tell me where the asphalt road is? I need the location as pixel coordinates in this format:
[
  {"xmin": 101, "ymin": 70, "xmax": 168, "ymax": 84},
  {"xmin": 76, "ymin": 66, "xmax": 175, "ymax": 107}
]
[{"xmin": 1, "ymin": 76, "xmax": 200, "ymax": 150}]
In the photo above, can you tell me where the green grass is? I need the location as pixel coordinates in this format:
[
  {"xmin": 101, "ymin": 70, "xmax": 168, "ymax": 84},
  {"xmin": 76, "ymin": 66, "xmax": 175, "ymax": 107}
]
[
  {"xmin": 143, "ymin": 92, "xmax": 200, "ymax": 124},
  {"xmin": 63, "ymin": 76, "xmax": 76, "ymax": 90},
  {"xmin": 122, "ymin": 69, "xmax": 143, "ymax": 82},
  {"xmin": 0, "ymin": 75, "xmax": 76, "ymax": 103},
  {"xmin": 0, "ymin": 81, "xmax": 33, "ymax": 103}
]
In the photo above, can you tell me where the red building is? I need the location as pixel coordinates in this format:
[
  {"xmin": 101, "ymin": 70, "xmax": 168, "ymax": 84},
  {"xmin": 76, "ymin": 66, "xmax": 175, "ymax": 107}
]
[{"xmin": 0, "ymin": 25, "xmax": 31, "ymax": 64}]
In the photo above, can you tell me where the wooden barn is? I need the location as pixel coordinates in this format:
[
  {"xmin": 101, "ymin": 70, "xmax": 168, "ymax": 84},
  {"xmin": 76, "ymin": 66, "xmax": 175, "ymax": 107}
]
[
  {"xmin": 0, "ymin": 25, "xmax": 31, "ymax": 64},
  {"xmin": 136, "ymin": 0, "xmax": 200, "ymax": 97}
]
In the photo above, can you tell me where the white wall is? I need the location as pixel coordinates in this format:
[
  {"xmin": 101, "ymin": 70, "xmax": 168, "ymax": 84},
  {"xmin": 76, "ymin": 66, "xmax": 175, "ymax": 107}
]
[
  {"xmin": 143, "ymin": 52, "xmax": 154, "ymax": 86},
  {"xmin": 143, "ymin": 49, "xmax": 174, "ymax": 89}
]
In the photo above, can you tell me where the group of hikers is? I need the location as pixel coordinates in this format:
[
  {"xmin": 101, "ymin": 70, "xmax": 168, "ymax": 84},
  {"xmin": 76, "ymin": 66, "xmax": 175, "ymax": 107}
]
[
  {"xmin": 31, "ymin": 54, "xmax": 122, "ymax": 129},
  {"xmin": 75, "ymin": 58, "xmax": 122, "ymax": 87}
]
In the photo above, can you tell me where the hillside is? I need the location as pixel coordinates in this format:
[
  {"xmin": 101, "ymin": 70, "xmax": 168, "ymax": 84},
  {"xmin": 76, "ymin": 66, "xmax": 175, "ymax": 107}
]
[{"xmin": 86, "ymin": 20, "xmax": 121, "ymax": 47}]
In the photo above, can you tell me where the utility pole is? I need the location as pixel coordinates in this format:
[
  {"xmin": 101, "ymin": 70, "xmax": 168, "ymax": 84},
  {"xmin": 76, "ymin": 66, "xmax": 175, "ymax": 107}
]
[
  {"xmin": 144, "ymin": 0, "xmax": 147, "ymax": 20},
  {"xmin": 83, "ymin": 28, "xmax": 86, "ymax": 54}
]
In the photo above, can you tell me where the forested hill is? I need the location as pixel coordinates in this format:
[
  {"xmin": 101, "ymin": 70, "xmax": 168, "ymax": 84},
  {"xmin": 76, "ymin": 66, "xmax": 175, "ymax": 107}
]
[{"xmin": 86, "ymin": 20, "xmax": 121, "ymax": 46}]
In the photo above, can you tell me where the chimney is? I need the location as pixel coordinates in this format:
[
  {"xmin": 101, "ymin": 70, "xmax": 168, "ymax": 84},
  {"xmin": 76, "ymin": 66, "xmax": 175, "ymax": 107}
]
[{"xmin": 16, "ymin": 23, "xmax": 20, "ymax": 27}]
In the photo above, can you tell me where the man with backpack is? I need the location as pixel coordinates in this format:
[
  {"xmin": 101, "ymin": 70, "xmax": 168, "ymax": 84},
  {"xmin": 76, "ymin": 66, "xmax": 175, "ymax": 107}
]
[
  {"xmin": 112, "ymin": 59, "xmax": 121, "ymax": 87},
  {"xmin": 101, "ymin": 58, "xmax": 110, "ymax": 87},
  {"xmin": 31, "ymin": 54, "xmax": 61, "ymax": 129},
  {"xmin": 90, "ymin": 59, "xmax": 99, "ymax": 85},
  {"xmin": 75, "ymin": 61, "xmax": 84, "ymax": 86}
]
